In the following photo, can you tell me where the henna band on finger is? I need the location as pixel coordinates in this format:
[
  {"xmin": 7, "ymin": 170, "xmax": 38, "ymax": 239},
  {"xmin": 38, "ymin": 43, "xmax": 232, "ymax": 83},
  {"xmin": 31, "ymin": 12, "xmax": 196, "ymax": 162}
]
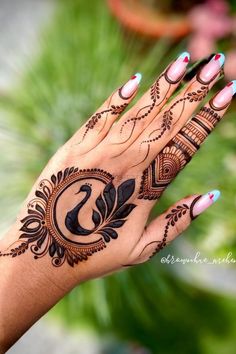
[{"xmin": 138, "ymin": 107, "xmax": 222, "ymax": 200}]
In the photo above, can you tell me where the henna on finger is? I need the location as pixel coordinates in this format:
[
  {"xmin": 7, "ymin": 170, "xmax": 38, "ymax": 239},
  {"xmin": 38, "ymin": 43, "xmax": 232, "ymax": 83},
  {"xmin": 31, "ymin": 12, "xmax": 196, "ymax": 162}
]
[
  {"xmin": 73, "ymin": 74, "xmax": 141, "ymax": 151},
  {"xmin": 138, "ymin": 80, "xmax": 235, "ymax": 200},
  {"xmin": 148, "ymin": 191, "xmax": 220, "ymax": 259},
  {"xmin": 132, "ymin": 53, "xmax": 225, "ymax": 168},
  {"xmin": 111, "ymin": 52, "xmax": 190, "ymax": 152}
]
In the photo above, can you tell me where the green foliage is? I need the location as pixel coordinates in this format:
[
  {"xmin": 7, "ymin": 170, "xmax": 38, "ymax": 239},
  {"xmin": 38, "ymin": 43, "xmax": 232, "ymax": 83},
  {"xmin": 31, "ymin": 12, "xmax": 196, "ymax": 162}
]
[{"xmin": 1, "ymin": 0, "xmax": 236, "ymax": 352}]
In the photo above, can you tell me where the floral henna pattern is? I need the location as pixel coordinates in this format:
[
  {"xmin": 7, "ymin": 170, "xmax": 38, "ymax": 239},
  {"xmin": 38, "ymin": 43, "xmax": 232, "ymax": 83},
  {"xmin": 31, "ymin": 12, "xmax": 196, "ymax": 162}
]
[
  {"xmin": 138, "ymin": 106, "xmax": 222, "ymax": 200},
  {"xmin": 149, "ymin": 203, "xmax": 190, "ymax": 259},
  {"xmin": 139, "ymin": 84, "xmax": 209, "ymax": 156},
  {"xmin": 0, "ymin": 167, "xmax": 136, "ymax": 267},
  {"xmin": 119, "ymin": 74, "xmax": 163, "ymax": 136},
  {"xmin": 82, "ymin": 103, "xmax": 128, "ymax": 141}
]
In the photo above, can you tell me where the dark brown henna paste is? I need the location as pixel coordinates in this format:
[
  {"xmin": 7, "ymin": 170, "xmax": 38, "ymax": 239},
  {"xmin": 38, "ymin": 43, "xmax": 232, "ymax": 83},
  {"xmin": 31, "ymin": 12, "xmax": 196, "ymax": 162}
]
[
  {"xmin": 139, "ymin": 84, "xmax": 209, "ymax": 160},
  {"xmin": 82, "ymin": 103, "xmax": 128, "ymax": 141},
  {"xmin": 119, "ymin": 74, "xmax": 163, "ymax": 136},
  {"xmin": 148, "ymin": 203, "xmax": 190, "ymax": 259},
  {"xmin": 0, "ymin": 168, "xmax": 136, "ymax": 267},
  {"xmin": 139, "ymin": 107, "xmax": 221, "ymax": 200}
]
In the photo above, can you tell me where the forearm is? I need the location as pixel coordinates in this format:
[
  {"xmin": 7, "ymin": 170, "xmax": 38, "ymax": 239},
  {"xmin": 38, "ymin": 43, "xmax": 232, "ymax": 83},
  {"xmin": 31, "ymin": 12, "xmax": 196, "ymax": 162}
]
[{"xmin": 0, "ymin": 219, "xmax": 79, "ymax": 352}]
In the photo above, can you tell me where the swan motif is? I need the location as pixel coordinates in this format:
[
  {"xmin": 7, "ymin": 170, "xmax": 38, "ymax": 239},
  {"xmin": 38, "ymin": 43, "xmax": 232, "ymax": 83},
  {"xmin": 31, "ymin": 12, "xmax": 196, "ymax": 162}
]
[{"xmin": 65, "ymin": 179, "xmax": 136, "ymax": 241}]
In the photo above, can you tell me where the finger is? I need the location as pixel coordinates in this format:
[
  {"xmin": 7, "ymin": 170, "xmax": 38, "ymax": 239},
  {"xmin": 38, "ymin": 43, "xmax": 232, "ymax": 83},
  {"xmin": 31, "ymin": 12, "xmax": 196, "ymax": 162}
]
[
  {"xmin": 132, "ymin": 190, "xmax": 220, "ymax": 263},
  {"xmin": 183, "ymin": 53, "xmax": 215, "ymax": 83},
  {"xmin": 70, "ymin": 73, "xmax": 142, "ymax": 151},
  {"xmin": 138, "ymin": 80, "xmax": 235, "ymax": 200},
  {"xmin": 129, "ymin": 53, "xmax": 225, "ymax": 168},
  {"xmin": 107, "ymin": 52, "xmax": 191, "ymax": 147}
]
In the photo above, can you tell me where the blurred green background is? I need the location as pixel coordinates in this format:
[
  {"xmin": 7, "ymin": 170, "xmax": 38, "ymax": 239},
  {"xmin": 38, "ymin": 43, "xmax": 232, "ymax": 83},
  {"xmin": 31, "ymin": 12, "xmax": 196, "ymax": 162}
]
[{"xmin": 1, "ymin": 0, "xmax": 236, "ymax": 353}]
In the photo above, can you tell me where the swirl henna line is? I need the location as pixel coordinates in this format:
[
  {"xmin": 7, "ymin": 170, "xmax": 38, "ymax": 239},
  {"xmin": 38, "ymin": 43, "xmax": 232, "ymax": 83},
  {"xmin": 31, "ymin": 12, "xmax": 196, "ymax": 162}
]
[
  {"xmin": 114, "ymin": 71, "xmax": 174, "ymax": 152},
  {"xmin": 145, "ymin": 195, "xmax": 202, "ymax": 260},
  {"xmin": 0, "ymin": 167, "xmax": 137, "ymax": 267},
  {"xmin": 135, "ymin": 83, "xmax": 209, "ymax": 167},
  {"xmin": 138, "ymin": 106, "xmax": 223, "ymax": 200},
  {"xmin": 148, "ymin": 203, "xmax": 190, "ymax": 259},
  {"xmin": 77, "ymin": 90, "xmax": 128, "ymax": 144}
]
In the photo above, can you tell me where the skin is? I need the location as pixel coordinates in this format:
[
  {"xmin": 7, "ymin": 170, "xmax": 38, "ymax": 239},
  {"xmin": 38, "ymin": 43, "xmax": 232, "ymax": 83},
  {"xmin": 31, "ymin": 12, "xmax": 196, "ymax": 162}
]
[{"xmin": 0, "ymin": 54, "xmax": 233, "ymax": 352}]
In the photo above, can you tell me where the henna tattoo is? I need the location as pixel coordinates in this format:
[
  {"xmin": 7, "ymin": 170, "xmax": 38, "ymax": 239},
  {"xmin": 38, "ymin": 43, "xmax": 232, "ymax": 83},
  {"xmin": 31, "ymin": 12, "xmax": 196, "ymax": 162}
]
[
  {"xmin": 139, "ymin": 84, "xmax": 209, "ymax": 160},
  {"xmin": 0, "ymin": 168, "xmax": 136, "ymax": 267},
  {"xmin": 139, "ymin": 106, "xmax": 221, "ymax": 200},
  {"xmin": 82, "ymin": 103, "xmax": 128, "ymax": 141},
  {"xmin": 149, "ymin": 203, "xmax": 190, "ymax": 259},
  {"xmin": 119, "ymin": 75, "xmax": 162, "ymax": 135}
]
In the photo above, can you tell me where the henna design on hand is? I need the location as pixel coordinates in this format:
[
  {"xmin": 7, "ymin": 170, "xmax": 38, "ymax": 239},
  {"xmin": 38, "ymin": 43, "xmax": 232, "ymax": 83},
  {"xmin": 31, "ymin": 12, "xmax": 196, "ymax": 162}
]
[
  {"xmin": 0, "ymin": 168, "xmax": 136, "ymax": 267},
  {"xmin": 149, "ymin": 203, "xmax": 190, "ymax": 259},
  {"xmin": 81, "ymin": 103, "xmax": 128, "ymax": 141},
  {"xmin": 140, "ymin": 196, "xmax": 201, "ymax": 260},
  {"xmin": 119, "ymin": 74, "xmax": 162, "ymax": 136},
  {"xmin": 139, "ymin": 106, "xmax": 221, "ymax": 200},
  {"xmin": 138, "ymin": 84, "xmax": 209, "ymax": 165}
]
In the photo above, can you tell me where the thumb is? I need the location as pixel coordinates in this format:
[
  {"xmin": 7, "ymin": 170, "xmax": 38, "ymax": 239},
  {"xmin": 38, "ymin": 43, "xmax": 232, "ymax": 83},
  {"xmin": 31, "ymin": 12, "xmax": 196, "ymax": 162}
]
[{"xmin": 133, "ymin": 190, "xmax": 220, "ymax": 264}]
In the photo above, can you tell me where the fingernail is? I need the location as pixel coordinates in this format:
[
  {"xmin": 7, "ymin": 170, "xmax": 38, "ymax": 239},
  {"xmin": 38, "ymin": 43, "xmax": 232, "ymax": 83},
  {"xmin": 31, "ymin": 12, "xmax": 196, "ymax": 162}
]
[
  {"xmin": 199, "ymin": 53, "xmax": 225, "ymax": 83},
  {"xmin": 193, "ymin": 190, "xmax": 221, "ymax": 217},
  {"xmin": 166, "ymin": 52, "xmax": 190, "ymax": 82},
  {"xmin": 184, "ymin": 53, "xmax": 215, "ymax": 82},
  {"xmin": 213, "ymin": 80, "xmax": 236, "ymax": 108},
  {"xmin": 121, "ymin": 73, "xmax": 142, "ymax": 98}
]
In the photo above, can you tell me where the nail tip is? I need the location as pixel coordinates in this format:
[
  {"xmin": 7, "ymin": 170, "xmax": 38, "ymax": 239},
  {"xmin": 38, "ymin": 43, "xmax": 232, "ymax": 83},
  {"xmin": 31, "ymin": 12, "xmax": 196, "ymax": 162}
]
[
  {"xmin": 179, "ymin": 51, "xmax": 191, "ymax": 61},
  {"xmin": 230, "ymin": 80, "xmax": 236, "ymax": 95},
  {"xmin": 134, "ymin": 72, "xmax": 142, "ymax": 84},
  {"xmin": 217, "ymin": 52, "xmax": 225, "ymax": 66},
  {"xmin": 207, "ymin": 189, "xmax": 221, "ymax": 202}
]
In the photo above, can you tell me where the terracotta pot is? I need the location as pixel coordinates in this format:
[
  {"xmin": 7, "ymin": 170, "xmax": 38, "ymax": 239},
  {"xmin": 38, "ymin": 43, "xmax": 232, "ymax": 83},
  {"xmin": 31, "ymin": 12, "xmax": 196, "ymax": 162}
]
[{"xmin": 107, "ymin": 0, "xmax": 191, "ymax": 39}]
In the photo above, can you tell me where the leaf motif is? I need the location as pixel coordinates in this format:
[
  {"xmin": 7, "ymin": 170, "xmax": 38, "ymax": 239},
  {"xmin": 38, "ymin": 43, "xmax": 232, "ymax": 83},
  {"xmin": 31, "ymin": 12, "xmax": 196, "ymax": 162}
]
[
  {"xmin": 49, "ymin": 243, "xmax": 56, "ymax": 257},
  {"xmin": 92, "ymin": 209, "xmax": 101, "ymax": 228},
  {"xmin": 20, "ymin": 218, "xmax": 41, "ymax": 233},
  {"xmin": 35, "ymin": 190, "xmax": 48, "ymax": 202},
  {"xmin": 103, "ymin": 182, "xmax": 116, "ymax": 217},
  {"xmin": 102, "ymin": 228, "xmax": 118, "ymax": 239},
  {"xmin": 63, "ymin": 167, "xmax": 69, "ymax": 179},
  {"xmin": 95, "ymin": 194, "xmax": 106, "ymax": 221},
  {"xmin": 36, "ymin": 204, "xmax": 45, "ymax": 217},
  {"xmin": 111, "ymin": 203, "xmax": 136, "ymax": 220},
  {"xmin": 57, "ymin": 246, "xmax": 65, "ymax": 258},
  {"xmin": 116, "ymin": 179, "xmax": 135, "ymax": 210},
  {"xmin": 99, "ymin": 232, "xmax": 110, "ymax": 243},
  {"xmin": 51, "ymin": 174, "xmax": 57, "ymax": 185},
  {"xmin": 106, "ymin": 220, "xmax": 126, "ymax": 228},
  {"xmin": 37, "ymin": 234, "xmax": 47, "ymax": 248},
  {"xmin": 57, "ymin": 171, "xmax": 62, "ymax": 184}
]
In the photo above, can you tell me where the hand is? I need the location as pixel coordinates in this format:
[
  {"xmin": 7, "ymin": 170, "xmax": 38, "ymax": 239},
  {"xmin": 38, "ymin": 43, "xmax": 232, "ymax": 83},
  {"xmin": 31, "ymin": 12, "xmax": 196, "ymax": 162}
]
[{"xmin": 0, "ymin": 52, "xmax": 233, "ymax": 282}]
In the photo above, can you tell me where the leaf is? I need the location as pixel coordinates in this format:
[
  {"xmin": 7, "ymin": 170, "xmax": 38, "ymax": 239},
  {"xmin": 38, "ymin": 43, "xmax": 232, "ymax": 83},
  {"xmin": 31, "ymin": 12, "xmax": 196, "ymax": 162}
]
[
  {"xmin": 103, "ymin": 182, "xmax": 116, "ymax": 217},
  {"xmin": 92, "ymin": 209, "xmax": 101, "ymax": 227},
  {"xmin": 36, "ymin": 204, "xmax": 45, "ymax": 217},
  {"xmin": 57, "ymin": 171, "xmax": 62, "ymax": 184},
  {"xmin": 102, "ymin": 228, "xmax": 118, "ymax": 239},
  {"xmin": 35, "ymin": 190, "xmax": 48, "ymax": 202},
  {"xmin": 37, "ymin": 234, "xmax": 47, "ymax": 248},
  {"xmin": 57, "ymin": 246, "xmax": 65, "ymax": 258},
  {"xmin": 106, "ymin": 220, "xmax": 126, "ymax": 228},
  {"xmin": 63, "ymin": 167, "xmax": 69, "ymax": 179},
  {"xmin": 20, "ymin": 218, "xmax": 41, "ymax": 233},
  {"xmin": 99, "ymin": 232, "xmax": 110, "ymax": 243},
  {"xmin": 116, "ymin": 179, "xmax": 135, "ymax": 210},
  {"xmin": 112, "ymin": 203, "xmax": 136, "ymax": 220},
  {"xmin": 51, "ymin": 174, "xmax": 57, "ymax": 185},
  {"xmin": 95, "ymin": 194, "xmax": 106, "ymax": 221},
  {"xmin": 49, "ymin": 243, "xmax": 56, "ymax": 257}
]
